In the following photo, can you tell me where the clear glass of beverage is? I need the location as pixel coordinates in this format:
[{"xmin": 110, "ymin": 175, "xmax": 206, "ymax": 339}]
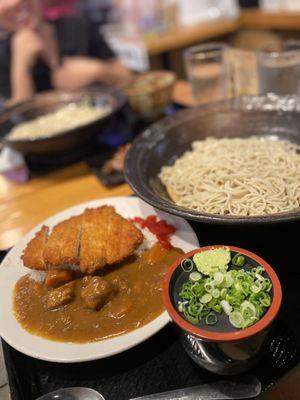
[
  {"xmin": 257, "ymin": 44, "xmax": 300, "ymax": 95},
  {"xmin": 225, "ymin": 48, "xmax": 258, "ymax": 97},
  {"xmin": 184, "ymin": 43, "xmax": 228, "ymax": 105}
]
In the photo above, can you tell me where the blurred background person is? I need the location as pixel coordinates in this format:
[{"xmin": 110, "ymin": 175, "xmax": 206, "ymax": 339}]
[
  {"xmin": 44, "ymin": 0, "xmax": 132, "ymax": 91},
  {"xmin": 0, "ymin": 0, "xmax": 131, "ymax": 104},
  {"xmin": 0, "ymin": 0, "xmax": 58, "ymax": 103}
]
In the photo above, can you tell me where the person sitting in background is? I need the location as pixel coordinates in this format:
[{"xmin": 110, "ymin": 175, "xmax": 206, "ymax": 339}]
[
  {"xmin": 42, "ymin": 0, "xmax": 77, "ymax": 21},
  {"xmin": 0, "ymin": 0, "xmax": 59, "ymax": 103},
  {"xmin": 42, "ymin": 0, "xmax": 132, "ymax": 91},
  {"xmin": 0, "ymin": 0, "xmax": 131, "ymax": 104}
]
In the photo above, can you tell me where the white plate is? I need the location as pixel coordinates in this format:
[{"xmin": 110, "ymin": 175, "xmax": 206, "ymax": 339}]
[{"xmin": 0, "ymin": 197, "xmax": 199, "ymax": 363}]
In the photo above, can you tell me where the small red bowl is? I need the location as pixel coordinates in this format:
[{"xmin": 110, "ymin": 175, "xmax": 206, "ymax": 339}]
[{"xmin": 162, "ymin": 245, "xmax": 282, "ymax": 343}]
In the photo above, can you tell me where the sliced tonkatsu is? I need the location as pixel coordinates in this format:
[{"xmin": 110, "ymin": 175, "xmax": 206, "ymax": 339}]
[
  {"xmin": 44, "ymin": 215, "xmax": 82, "ymax": 268},
  {"xmin": 80, "ymin": 206, "xmax": 143, "ymax": 274},
  {"xmin": 21, "ymin": 206, "xmax": 143, "ymax": 274},
  {"xmin": 21, "ymin": 225, "xmax": 49, "ymax": 270}
]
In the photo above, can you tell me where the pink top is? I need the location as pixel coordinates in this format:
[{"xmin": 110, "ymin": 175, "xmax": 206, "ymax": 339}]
[{"xmin": 41, "ymin": 0, "xmax": 77, "ymax": 21}]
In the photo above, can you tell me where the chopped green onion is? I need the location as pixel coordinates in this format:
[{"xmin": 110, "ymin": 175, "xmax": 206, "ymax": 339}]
[
  {"xmin": 181, "ymin": 259, "xmax": 194, "ymax": 272},
  {"xmin": 220, "ymin": 300, "xmax": 232, "ymax": 315},
  {"xmin": 213, "ymin": 271, "xmax": 224, "ymax": 285},
  {"xmin": 212, "ymin": 289, "xmax": 220, "ymax": 298},
  {"xmin": 204, "ymin": 281, "xmax": 215, "ymax": 293},
  {"xmin": 232, "ymin": 253, "xmax": 246, "ymax": 267},
  {"xmin": 184, "ymin": 311, "xmax": 199, "ymax": 325},
  {"xmin": 205, "ymin": 313, "xmax": 218, "ymax": 325},
  {"xmin": 264, "ymin": 279, "xmax": 272, "ymax": 292},
  {"xmin": 211, "ymin": 303, "xmax": 222, "ymax": 313},
  {"xmin": 188, "ymin": 303, "xmax": 201, "ymax": 317},
  {"xmin": 224, "ymin": 272, "xmax": 234, "ymax": 288},
  {"xmin": 251, "ymin": 282, "xmax": 262, "ymax": 293},
  {"xmin": 200, "ymin": 305, "xmax": 211, "ymax": 317},
  {"xmin": 259, "ymin": 292, "xmax": 271, "ymax": 307},
  {"xmin": 255, "ymin": 266, "xmax": 265, "ymax": 275},
  {"xmin": 239, "ymin": 282, "xmax": 249, "ymax": 296},
  {"xmin": 178, "ymin": 249, "xmax": 273, "ymax": 330},
  {"xmin": 200, "ymin": 293, "xmax": 212, "ymax": 304},
  {"xmin": 189, "ymin": 271, "xmax": 202, "ymax": 282},
  {"xmin": 255, "ymin": 274, "xmax": 264, "ymax": 282},
  {"xmin": 229, "ymin": 311, "xmax": 244, "ymax": 328},
  {"xmin": 178, "ymin": 301, "xmax": 185, "ymax": 312},
  {"xmin": 241, "ymin": 301, "xmax": 256, "ymax": 319},
  {"xmin": 234, "ymin": 282, "xmax": 243, "ymax": 292}
]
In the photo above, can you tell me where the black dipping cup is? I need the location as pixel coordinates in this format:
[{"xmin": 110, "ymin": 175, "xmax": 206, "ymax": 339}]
[{"xmin": 162, "ymin": 245, "xmax": 282, "ymax": 375}]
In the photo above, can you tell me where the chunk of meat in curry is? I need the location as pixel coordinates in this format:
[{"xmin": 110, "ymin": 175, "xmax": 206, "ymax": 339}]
[
  {"xmin": 45, "ymin": 269, "xmax": 74, "ymax": 288},
  {"xmin": 81, "ymin": 276, "xmax": 115, "ymax": 310},
  {"xmin": 46, "ymin": 281, "xmax": 75, "ymax": 310}
]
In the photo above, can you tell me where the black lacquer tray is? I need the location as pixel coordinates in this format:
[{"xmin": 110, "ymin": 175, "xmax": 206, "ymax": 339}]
[{"xmin": 1, "ymin": 218, "xmax": 300, "ymax": 400}]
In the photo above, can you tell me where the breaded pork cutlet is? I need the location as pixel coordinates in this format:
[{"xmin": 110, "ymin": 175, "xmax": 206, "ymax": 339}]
[
  {"xmin": 80, "ymin": 206, "xmax": 143, "ymax": 274},
  {"xmin": 44, "ymin": 215, "xmax": 82, "ymax": 268},
  {"xmin": 21, "ymin": 226, "xmax": 49, "ymax": 270},
  {"xmin": 21, "ymin": 206, "xmax": 143, "ymax": 273}
]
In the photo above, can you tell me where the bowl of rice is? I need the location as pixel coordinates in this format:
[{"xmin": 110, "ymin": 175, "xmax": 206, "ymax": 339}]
[
  {"xmin": 0, "ymin": 86, "xmax": 125, "ymax": 156},
  {"xmin": 125, "ymin": 94, "xmax": 300, "ymax": 225}
]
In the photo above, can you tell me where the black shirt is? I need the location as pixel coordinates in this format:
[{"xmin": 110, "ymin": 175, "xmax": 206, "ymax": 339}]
[{"xmin": 0, "ymin": 16, "xmax": 115, "ymax": 99}]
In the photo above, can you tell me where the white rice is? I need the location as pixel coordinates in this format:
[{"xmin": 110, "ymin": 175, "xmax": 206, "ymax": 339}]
[
  {"xmin": 134, "ymin": 225, "xmax": 158, "ymax": 255},
  {"xmin": 29, "ymin": 269, "xmax": 47, "ymax": 283}
]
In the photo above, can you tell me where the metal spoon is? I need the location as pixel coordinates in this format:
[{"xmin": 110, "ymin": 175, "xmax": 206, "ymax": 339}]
[
  {"xmin": 37, "ymin": 387, "xmax": 105, "ymax": 400},
  {"xmin": 37, "ymin": 375, "xmax": 261, "ymax": 400}
]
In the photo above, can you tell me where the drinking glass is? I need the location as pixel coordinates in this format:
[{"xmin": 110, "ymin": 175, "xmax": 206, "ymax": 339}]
[
  {"xmin": 257, "ymin": 44, "xmax": 300, "ymax": 95},
  {"xmin": 184, "ymin": 43, "xmax": 228, "ymax": 105},
  {"xmin": 225, "ymin": 48, "xmax": 258, "ymax": 97}
]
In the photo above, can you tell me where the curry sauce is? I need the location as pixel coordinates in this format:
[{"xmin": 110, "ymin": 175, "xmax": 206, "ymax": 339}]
[{"xmin": 14, "ymin": 245, "xmax": 183, "ymax": 343}]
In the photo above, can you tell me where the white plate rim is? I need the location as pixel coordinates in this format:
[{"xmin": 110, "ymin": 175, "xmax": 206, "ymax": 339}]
[{"xmin": 0, "ymin": 196, "xmax": 199, "ymax": 363}]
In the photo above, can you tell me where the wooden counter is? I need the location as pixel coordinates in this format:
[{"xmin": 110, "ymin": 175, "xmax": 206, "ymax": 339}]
[
  {"xmin": 240, "ymin": 9, "xmax": 300, "ymax": 31},
  {"xmin": 145, "ymin": 9, "xmax": 300, "ymax": 57},
  {"xmin": 145, "ymin": 19, "xmax": 239, "ymax": 56}
]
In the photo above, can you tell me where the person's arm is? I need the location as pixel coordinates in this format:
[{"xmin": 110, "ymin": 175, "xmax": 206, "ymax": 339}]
[
  {"xmin": 10, "ymin": 29, "xmax": 44, "ymax": 103},
  {"xmin": 52, "ymin": 56, "xmax": 133, "ymax": 90},
  {"xmin": 104, "ymin": 59, "xmax": 133, "ymax": 87},
  {"xmin": 10, "ymin": 64, "xmax": 35, "ymax": 103},
  {"xmin": 38, "ymin": 22, "xmax": 60, "ymax": 70}
]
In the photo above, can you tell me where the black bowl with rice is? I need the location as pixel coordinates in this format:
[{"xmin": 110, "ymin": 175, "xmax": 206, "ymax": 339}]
[{"xmin": 0, "ymin": 86, "xmax": 125, "ymax": 156}]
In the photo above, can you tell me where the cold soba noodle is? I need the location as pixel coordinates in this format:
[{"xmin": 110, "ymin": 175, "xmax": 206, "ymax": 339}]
[{"xmin": 159, "ymin": 137, "xmax": 300, "ymax": 216}]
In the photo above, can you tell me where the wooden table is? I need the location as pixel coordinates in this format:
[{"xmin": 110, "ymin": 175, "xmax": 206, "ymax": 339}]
[{"xmin": 0, "ymin": 163, "xmax": 131, "ymax": 250}]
